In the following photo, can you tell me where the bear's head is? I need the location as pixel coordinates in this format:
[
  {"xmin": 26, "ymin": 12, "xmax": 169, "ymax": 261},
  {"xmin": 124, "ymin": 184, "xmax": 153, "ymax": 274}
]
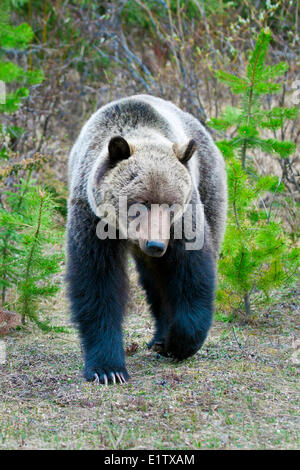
[{"xmin": 89, "ymin": 135, "xmax": 196, "ymax": 257}]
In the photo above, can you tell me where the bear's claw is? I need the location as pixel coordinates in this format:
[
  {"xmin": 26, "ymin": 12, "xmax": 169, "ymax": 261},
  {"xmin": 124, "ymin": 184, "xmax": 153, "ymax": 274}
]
[{"xmin": 92, "ymin": 371, "xmax": 127, "ymax": 385}]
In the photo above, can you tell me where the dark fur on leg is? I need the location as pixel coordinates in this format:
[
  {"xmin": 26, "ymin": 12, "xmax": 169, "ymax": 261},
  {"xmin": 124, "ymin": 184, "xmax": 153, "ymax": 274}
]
[
  {"xmin": 133, "ymin": 234, "xmax": 215, "ymax": 361},
  {"xmin": 165, "ymin": 241, "xmax": 215, "ymax": 360},
  {"xmin": 134, "ymin": 254, "xmax": 171, "ymax": 352},
  {"xmin": 66, "ymin": 201, "xmax": 129, "ymax": 384}
]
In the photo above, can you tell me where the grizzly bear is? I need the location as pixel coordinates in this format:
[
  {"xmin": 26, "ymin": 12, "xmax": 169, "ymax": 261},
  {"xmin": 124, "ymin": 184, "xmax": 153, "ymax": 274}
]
[{"xmin": 67, "ymin": 95, "xmax": 227, "ymax": 385}]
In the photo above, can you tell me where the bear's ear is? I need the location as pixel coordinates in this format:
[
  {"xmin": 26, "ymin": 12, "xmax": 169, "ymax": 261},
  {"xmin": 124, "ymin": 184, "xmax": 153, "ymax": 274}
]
[
  {"xmin": 108, "ymin": 136, "xmax": 132, "ymax": 164},
  {"xmin": 173, "ymin": 139, "xmax": 196, "ymax": 164}
]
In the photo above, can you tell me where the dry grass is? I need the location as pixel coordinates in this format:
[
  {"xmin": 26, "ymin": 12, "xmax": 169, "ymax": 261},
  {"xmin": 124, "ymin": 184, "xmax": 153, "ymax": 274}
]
[{"xmin": 0, "ymin": 262, "xmax": 299, "ymax": 450}]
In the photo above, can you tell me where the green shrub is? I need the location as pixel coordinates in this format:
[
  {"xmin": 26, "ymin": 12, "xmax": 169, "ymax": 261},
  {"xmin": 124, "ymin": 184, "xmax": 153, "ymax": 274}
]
[
  {"xmin": 0, "ymin": 0, "xmax": 44, "ymax": 158},
  {"xmin": 0, "ymin": 2, "xmax": 65, "ymax": 332},
  {"xmin": 0, "ymin": 177, "xmax": 66, "ymax": 332},
  {"xmin": 209, "ymin": 28, "xmax": 299, "ymax": 318}
]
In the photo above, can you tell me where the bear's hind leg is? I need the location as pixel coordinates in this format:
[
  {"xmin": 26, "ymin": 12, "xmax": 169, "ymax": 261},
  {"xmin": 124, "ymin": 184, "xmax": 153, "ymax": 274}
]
[{"xmin": 134, "ymin": 256, "xmax": 171, "ymax": 355}]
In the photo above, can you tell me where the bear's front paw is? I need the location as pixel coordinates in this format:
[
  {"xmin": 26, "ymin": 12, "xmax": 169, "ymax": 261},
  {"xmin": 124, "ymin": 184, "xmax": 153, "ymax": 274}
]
[{"xmin": 84, "ymin": 366, "xmax": 129, "ymax": 385}]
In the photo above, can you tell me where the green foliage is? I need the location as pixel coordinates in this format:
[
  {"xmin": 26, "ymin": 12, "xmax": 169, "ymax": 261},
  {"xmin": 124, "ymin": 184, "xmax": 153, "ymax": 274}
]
[
  {"xmin": 0, "ymin": 62, "xmax": 44, "ymax": 85},
  {"xmin": 0, "ymin": 2, "xmax": 65, "ymax": 334},
  {"xmin": 0, "ymin": 178, "xmax": 66, "ymax": 332},
  {"xmin": 121, "ymin": 0, "xmax": 234, "ymax": 29},
  {"xmin": 0, "ymin": 0, "xmax": 44, "ymax": 117},
  {"xmin": 210, "ymin": 29, "xmax": 297, "ymax": 168},
  {"xmin": 0, "ymin": 19, "xmax": 33, "ymax": 50},
  {"xmin": 121, "ymin": 0, "xmax": 202, "ymax": 29},
  {"xmin": 210, "ymin": 28, "xmax": 299, "ymax": 318}
]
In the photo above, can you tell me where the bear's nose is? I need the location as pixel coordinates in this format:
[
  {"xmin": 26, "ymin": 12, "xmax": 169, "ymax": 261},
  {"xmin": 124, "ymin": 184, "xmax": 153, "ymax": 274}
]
[{"xmin": 145, "ymin": 240, "xmax": 166, "ymax": 257}]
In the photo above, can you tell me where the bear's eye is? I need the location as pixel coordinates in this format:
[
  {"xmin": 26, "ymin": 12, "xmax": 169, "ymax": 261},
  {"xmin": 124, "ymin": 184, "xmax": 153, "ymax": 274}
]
[{"xmin": 127, "ymin": 203, "xmax": 146, "ymax": 221}]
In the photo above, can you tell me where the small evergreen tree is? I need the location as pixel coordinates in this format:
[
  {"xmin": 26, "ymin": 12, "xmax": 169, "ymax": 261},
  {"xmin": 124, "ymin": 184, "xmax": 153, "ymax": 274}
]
[
  {"xmin": 0, "ymin": 178, "xmax": 65, "ymax": 331},
  {"xmin": 0, "ymin": 2, "xmax": 64, "ymax": 332},
  {"xmin": 209, "ymin": 28, "xmax": 299, "ymax": 318}
]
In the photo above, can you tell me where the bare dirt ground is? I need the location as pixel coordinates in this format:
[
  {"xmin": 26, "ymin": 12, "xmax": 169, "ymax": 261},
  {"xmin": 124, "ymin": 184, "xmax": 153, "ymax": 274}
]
[{"xmin": 0, "ymin": 262, "xmax": 299, "ymax": 450}]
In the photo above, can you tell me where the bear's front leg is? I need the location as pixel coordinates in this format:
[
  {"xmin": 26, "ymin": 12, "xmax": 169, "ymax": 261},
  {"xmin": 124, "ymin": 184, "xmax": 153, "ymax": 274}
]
[
  {"xmin": 165, "ymin": 242, "xmax": 216, "ymax": 360},
  {"xmin": 66, "ymin": 202, "xmax": 129, "ymax": 384}
]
